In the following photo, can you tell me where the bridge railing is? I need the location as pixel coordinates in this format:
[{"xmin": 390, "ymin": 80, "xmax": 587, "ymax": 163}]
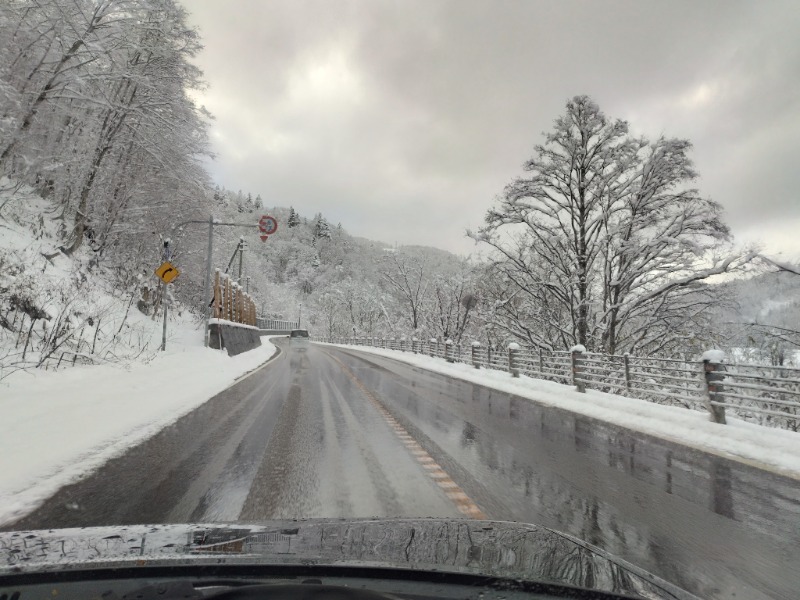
[
  {"xmin": 256, "ymin": 318, "xmax": 299, "ymax": 331},
  {"xmin": 313, "ymin": 336, "xmax": 800, "ymax": 431}
]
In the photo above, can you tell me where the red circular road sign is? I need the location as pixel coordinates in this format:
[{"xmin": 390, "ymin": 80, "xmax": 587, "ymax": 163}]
[{"xmin": 258, "ymin": 215, "xmax": 278, "ymax": 236}]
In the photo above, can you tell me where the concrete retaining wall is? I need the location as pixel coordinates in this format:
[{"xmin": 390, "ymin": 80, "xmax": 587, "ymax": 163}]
[{"xmin": 209, "ymin": 321, "xmax": 262, "ymax": 356}]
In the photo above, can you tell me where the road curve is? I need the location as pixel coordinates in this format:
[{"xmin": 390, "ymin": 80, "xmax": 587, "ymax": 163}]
[{"xmin": 4, "ymin": 340, "xmax": 799, "ymax": 600}]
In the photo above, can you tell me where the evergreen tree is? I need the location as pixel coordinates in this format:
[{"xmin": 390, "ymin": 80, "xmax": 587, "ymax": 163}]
[
  {"xmin": 288, "ymin": 207, "xmax": 300, "ymax": 228},
  {"xmin": 314, "ymin": 214, "xmax": 332, "ymax": 239}
]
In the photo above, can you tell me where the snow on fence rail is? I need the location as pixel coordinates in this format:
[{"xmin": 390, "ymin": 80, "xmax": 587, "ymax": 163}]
[{"xmin": 314, "ymin": 336, "xmax": 800, "ymax": 431}]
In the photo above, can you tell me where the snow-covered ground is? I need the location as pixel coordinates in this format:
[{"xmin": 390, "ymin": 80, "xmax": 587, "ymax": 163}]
[
  {"xmin": 0, "ymin": 329, "xmax": 278, "ymax": 526},
  {"xmin": 318, "ymin": 343, "xmax": 800, "ymax": 480}
]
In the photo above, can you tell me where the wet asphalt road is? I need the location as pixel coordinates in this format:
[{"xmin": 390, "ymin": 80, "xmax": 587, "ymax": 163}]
[{"xmin": 5, "ymin": 340, "xmax": 800, "ymax": 599}]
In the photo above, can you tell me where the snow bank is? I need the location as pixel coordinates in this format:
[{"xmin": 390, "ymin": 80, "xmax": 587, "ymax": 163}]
[
  {"xmin": 318, "ymin": 343, "xmax": 800, "ymax": 480},
  {"xmin": 0, "ymin": 327, "xmax": 278, "ymax": 526}
]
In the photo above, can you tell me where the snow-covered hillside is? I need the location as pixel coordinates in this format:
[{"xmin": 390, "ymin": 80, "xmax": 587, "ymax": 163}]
[
  {"xmin": 707, "ymin": 270, "xmax": 800, "ymax": 366},
  {"xmin": 0, "ymin": 178, "xmax": 205, "ymax": 380}
]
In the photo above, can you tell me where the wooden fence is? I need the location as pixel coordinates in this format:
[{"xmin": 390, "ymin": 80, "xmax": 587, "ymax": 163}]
[{"xmin": 212, "ymin": 269, "xmax": 256, "ymax": 326}]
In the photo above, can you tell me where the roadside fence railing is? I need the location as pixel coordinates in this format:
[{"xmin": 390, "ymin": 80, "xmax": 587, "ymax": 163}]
[
  {"xmin": 313, "ymin": 336, "xmax": 800, "ymax": 431},
  {"xmin": 212, "ymin": 270, "xmax": 257, "ymax": 326},
  {"xmin": 256, "ymin": 318, "xmax": 299, "ymax": 331}
]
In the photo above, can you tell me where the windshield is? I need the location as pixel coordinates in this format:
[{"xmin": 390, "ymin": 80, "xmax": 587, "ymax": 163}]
[{"xmin": 1, "ymin": 2, "xmax": 799, "ymax": 600}]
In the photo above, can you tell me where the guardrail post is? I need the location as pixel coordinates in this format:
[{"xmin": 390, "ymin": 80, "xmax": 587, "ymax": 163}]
[
  {"xmin": 429, "ymin": 338, "xmax": 437, "ymax": 356},
  {"xmin": 623, "ymin": 352, "xmax": 631, "ymax": 390},
  {"xmin": 411, "ymin": 337, "xmax": 418, "ymax": 353},
  {"xmin": 703, "ymin": 351, "xmax": 727, "ymax": 424},
  {"xmin": 471, "ymin": 341, "xmax": 481, "ymax": 369},
  {"xmin": 571, "ymin": 345, "xmax": 586, "ymax": 392},
  {"xmin": 508, "ymin": 343, "xmax": 520, "ymax": 377},
  {"xmin": 400, "ymin": 336, "xmax": 407, "ymax": 352},
  {"xmin": 445, "ymin": 339, "xmax": 455, "ymax": 363},
  {"xmin": 538, "ymin": 347, "xmax": 544, "ymax": 375}
]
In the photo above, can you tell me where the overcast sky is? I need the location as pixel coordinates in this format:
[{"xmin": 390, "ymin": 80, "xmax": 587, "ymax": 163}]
[{"xmin": 181, "ymin": 0, "xmax": 800, "ymax": 258}]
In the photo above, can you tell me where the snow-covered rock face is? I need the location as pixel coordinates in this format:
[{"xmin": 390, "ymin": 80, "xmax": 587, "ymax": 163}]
[{"xmin": 701, "ymin": 349, "xmax": 726, "ymax": 364}]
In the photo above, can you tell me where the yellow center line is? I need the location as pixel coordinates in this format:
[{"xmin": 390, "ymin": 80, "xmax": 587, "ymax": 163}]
[{"xmin": 322, "ymin": 349, "xmax": 488, "ymax": 519}]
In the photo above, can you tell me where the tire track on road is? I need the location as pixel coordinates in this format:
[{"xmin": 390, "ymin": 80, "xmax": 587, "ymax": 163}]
[{"xmin": 321, "ymin": 348, "xmax": 487, "ymax": 519}]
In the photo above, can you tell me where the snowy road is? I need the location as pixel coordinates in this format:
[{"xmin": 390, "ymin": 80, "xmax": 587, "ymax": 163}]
[{"xmin": 4, "ymin": 341, "xmax": 800, "ymax": 600}]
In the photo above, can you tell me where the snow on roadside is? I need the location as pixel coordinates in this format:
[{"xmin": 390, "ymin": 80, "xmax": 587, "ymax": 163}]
[
  {"xmin": 0, "ymin": 329, "xmax": 278, "ymax": 526},
  {"xmin": 319, "ymin": 343, "xmax": 800, "ymax": 480},
  {"xmin": 1, "ymin": 176, "xmax": 282, "ymax": 525}
]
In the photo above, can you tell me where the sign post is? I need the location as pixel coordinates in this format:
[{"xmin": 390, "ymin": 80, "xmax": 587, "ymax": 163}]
[{"xmin": 155, "ymin": 240, "xmax": 180, "ymax": 351}]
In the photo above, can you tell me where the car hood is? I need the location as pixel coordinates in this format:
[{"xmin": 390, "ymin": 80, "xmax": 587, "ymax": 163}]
[{"xmin": 0, "ymin": 518, "xmax": 696, "ymax": 599}]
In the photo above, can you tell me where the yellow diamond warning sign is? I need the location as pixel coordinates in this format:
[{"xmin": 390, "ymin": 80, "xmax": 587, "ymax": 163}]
[{"xmin": 155, "ymin": 261, "xmax": 180, "ymax": 284}]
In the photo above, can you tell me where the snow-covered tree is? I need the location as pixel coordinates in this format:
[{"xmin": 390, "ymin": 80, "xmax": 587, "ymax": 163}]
[
  {"xmin": 380, "ymin": 249, "xmax": 430, "ymax": 332},
  {"xmin": 473, "ymin": 95, "xmax": 752, "ymax": 355},
  {"xmin": 313, "ymin": 213, "xmax": 332, "ymax": 239},
  {"xmin": 0, "ymin": 0, "xmax": 211, "ymax": 259},
  {"xmin": 287, "ymin": 207, "xmax": 300, "ymax": 228},
  {"xmin": 428, "ymin": 267, "xmax": 478, "ymax": 345}
]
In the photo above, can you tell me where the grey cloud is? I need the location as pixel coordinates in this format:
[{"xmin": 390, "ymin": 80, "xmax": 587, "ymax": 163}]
[{"xmin": 183, "ymin": 0, "xmax": 800, "ymax": 257}]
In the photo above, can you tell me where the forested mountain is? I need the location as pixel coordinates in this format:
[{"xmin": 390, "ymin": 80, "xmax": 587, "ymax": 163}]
[
  {"xmin": 173, "ymin": 186, "xmax": 483, "ymax": 346},
  {"xmin": 707, "ymin": 270, "xmax": 800, "ymax": 365}
]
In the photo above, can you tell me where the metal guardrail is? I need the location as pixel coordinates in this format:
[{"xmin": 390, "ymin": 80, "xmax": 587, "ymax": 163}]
[
  {"xmin": 256, "ymin": 318, "xmax": 299, "ymax": 331},
  {"xmin": 314, "ymin": 336, "xmax": 800, "ymax": 431}
]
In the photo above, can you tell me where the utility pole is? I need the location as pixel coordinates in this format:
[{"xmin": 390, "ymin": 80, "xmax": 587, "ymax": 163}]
[
  {"xmin": 168, "ymin": 216, "xmax": 265, "ymax": 347},
  {"xmin": 203, "ymin": 216, "xmax": 214, "ymax": 347},
  {"xmin": 238, "ymin": 236, "xmax": 245, "ymax": 283}
]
